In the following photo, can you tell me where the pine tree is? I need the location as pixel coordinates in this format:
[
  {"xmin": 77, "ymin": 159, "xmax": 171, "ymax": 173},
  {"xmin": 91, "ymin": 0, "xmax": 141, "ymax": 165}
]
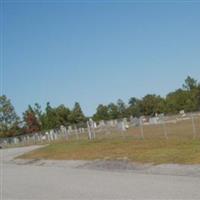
[{"xmin": 0, "ymin": 95, "xmax": 20, "ymax": 137}]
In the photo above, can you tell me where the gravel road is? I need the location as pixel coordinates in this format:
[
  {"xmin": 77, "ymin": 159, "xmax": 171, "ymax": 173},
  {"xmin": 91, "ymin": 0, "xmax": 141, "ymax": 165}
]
[{"xmin": 1, "ymin": 146, "xmax": 200, "ymax": 200}]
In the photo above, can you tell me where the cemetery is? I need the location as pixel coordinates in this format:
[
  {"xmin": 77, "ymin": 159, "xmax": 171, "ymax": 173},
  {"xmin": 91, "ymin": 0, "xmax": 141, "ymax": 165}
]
[
  {"xmin": 1, "ymin": 2, "xmax": 200, "ymax": 199},
  {"xmin": 12, "ymin": 112, "xmax": 200, "ymax": 165},
  {"xmin": 1, "ymin": 112, "xmax": 199, "ymax": 147}
]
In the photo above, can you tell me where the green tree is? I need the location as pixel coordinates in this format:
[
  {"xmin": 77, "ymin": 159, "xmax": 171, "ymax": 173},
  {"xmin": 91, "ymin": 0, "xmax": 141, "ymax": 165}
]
[
  {"xmin": 107, "ymin": 103, "xmax": 119, "ymax": 119},
  {"xmin": 166, "ymin": 76, "xmax": 200, "ymax": 114},
  {"xmin": 183, "ymin": 76, "xmax": 198, "ymax": 91},
  {"xmin": 42, "ymin": 102, "xmax": 60, "ymax": 130},
  {"xmin": 93, "ymin": 104, "xmax": 109, "ymax": 121},
  {"xmin": 128, "ymin": 97, "xmax": 142, "ymax": 117},
  {"xmin": 166, "ymin": 89, "xmax": 193, "ymax": 113},
  {"xmin": 55, "ymin": 104, "xmax": 71, "ymax": 126},
  {"xmin": 116, "ymin": 99, "xmax": 127, "ymax": 118},
  {"xmin": 183, "ymin": 76, "xmax": 199, "ymax": 111},
  {"xmin": 33, "ymin": 103, "xmax": 43, "ymax": 123},
  {"xmin": 129, "ymin": 97, "xmax": 138, "ymax": 107},
  {"xmin": 140, "ymin": 94, "xmax": 165, "ymax": 116},
  {"xmin": 0, "ymin": 95, "xmax": 20, "ymax": 137},
  {"xmin": 69, "ymin": 102, "xmax": 86, "ymax": 124}
]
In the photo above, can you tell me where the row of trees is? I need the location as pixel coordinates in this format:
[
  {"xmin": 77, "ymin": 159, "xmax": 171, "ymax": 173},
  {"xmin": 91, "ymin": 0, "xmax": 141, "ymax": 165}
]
[
  {"xmin": 22, "ymin": 102, "xmax": 86, "ymax": 132},
  {"xmin": 0, "ymin": 99, "xmax": 86, "ymax": 137},
  {"xmin": 93, "ymin": 76, "xmax": 200, "ymax": 120},
  {"xmin": 0, "ymin": 76, "xmax": 200, "ymax": 137}
]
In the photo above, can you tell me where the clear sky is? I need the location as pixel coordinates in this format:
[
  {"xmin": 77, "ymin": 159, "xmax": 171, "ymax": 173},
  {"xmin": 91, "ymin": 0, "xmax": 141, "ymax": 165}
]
[{"xmin": 1, "ymin": 1, "xmax": 200, "ymax": 116}]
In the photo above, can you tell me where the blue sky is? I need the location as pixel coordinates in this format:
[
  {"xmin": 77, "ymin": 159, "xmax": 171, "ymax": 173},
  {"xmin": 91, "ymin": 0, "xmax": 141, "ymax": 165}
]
[{"xmin": 1, "ymin": 1, "xmax": 200, "ymax": 116}]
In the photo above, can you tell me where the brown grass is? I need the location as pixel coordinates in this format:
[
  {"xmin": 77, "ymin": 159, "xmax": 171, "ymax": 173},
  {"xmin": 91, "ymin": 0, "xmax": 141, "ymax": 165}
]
[{"xmin": 19, "ymin": 118, "xmax": 200, "ymax": 164}]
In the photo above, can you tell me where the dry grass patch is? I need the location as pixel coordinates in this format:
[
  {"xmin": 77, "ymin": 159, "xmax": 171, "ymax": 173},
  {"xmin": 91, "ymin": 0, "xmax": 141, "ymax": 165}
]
[
  {"xmin": 19, "ymin": 136, "xmax": 200, "ymax": 165},
  {"xmin": 19, "ymin": 118, "xmax": 200, "ymax": 164}
]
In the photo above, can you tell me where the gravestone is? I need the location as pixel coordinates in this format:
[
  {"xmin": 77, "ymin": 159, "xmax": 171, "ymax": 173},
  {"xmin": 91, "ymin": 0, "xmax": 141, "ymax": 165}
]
[
  {"xmin": 60, "ymin": 125, "xmax": 68, "ymax": 139},
  {"xmin": 99, "ymin": 120, "xmax": 105, "ymax": 127},
  {"xmin": 87, "ymin": 119, "xmax": 96, "ymax": 140},
  {"xmin": 68, "ymin": 126, "xmax": 73, "ymax": 135}
]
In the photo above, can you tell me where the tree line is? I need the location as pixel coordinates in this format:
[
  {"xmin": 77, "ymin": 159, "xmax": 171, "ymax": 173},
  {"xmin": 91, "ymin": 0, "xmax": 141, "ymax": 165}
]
[
  {"xmin": 0, "ymin": 76, "xmax": 200, "ymax": 137},
  {"xmin": 0, "ymin": 100, "xmax": 86, "ymax": 137},
  {"xmin": 93, "ymin": 76, "xmax": 200, "ymax": 120}
]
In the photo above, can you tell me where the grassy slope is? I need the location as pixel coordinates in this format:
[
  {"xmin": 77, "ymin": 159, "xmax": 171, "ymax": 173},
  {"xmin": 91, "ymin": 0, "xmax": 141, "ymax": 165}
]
[
  {"xmin": 19, "ymin": 137, "xmax": 200, "ymax": 164},
  {"xmin": 19, "ymin": 118, "xmax": 200, "ymax": 164}
]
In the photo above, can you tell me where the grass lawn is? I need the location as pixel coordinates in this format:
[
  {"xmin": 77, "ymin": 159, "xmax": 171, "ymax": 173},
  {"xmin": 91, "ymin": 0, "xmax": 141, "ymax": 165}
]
[
  {"xmin": 18, "ymin": 118, "xmax": 200, "ymax": 165},
  {"xmin": 19, "ymin": 136, "xmax": 200, "ymax": 165}
]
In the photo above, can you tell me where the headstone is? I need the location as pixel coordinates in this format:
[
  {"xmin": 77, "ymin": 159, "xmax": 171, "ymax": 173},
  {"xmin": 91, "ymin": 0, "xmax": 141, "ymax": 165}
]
[
  {"xmin": 68, "ymin": 126, "xmax": 72, "ymax": 135},
  {"xmin": 14, "ymin": 137, "xmax": 18, "ymax": 144},
  {"xmin": 50, "ymin": 130, "xmax": 54, "ymax": 141},
  {"xmin": 87, "ymin": 121, "xmax": 92, "ymax": 140},
  {"xmin": 87, "ymin": 119, "xmax": 96, "ymax": 140},
  {"xmin": 99, "ymin": 120, "xmax": 105, "ymax": 127},
  {"xmin": 74, "ymin": 126, "xmax": 79, "ymax": 140},
  {"xmin": 139, "ymin": 117, "xmax": 144, "ymax": 139},
  {"xmin": 180, "ymin": 110, "xmax": 186, "ymax": 117},
  {"xmin": 191, "ymin": 115, "xmax": 197, "ymax": 139},
  {"xmin": 93, "ymin": 121, "xmax": 97, "ymax": 128},
  {"xmin": 114, "ymin": 119, "xmax": 118, "ymax": 126},
  {"xmin": 60, "ymin": 125, "xmax": 68, "ymax": 140},
  {"xmin": 149, "ymin": 117, "xmax": 159, "ymax": 124},
  {"xmin": 123, "ymin": 118, "xmax": 129, "ymax": 129},
  {"xmin": 53, "ymin": 130, "xmax": 58, "ymax": 140},
  {"xmin": 121, "ymin": 121, "xmax": 126, "ymax": 132}
]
